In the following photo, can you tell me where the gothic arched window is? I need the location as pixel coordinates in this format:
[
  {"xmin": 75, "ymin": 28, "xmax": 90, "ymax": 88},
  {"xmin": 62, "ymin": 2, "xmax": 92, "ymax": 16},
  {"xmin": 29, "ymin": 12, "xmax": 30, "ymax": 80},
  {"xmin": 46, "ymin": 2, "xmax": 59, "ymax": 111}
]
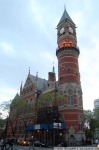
[
  {"xmin": 78, "ymin": 96, "xmax": 82, "ymax": 106},
  {"xmin": 77, "ymin": 90, "xmax": 82, "ymax": 106},
  {"xmin": 78, "ymin": 116, "xmax": 83, "ymax": 131},
  {"xmin": 67, "ymin": 89, "xmax": 74, "ymax": 105},
  {"xmin": 68, "ymin": 96, "xmax": 73, "ymax": 105}
]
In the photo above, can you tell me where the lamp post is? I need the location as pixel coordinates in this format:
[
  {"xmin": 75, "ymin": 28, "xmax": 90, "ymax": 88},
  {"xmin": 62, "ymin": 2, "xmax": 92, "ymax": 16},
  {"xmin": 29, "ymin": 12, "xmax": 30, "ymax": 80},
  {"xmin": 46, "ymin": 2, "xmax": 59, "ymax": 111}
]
[
  {"xmin": 53, "ymin": 119, "xmax": 56, "ymax": 146},
  {"xmin": 59, "ymin": 133, "xmax": 62, "ymax": 144},
  {"xmin": 47, "ymin": 130, "xmax": 48, "ymax": 144}
]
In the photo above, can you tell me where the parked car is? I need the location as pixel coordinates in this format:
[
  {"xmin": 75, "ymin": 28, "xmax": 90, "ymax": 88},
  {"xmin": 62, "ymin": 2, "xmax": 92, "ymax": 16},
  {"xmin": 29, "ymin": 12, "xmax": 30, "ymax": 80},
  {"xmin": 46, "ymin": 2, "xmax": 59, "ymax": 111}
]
[
  {"xmin": 17, "ymin": 139, "xmax": 29, "ymax": 146},
  {"xmin": 34, "ymin": 140, "xmax": 48, "ymax": 147}
]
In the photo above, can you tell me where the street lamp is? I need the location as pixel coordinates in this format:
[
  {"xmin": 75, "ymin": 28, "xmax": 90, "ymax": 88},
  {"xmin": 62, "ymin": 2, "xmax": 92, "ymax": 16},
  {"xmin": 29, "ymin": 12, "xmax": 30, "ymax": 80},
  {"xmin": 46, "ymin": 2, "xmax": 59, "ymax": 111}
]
[{"xmin": 53, "ymin": 119, "xmax": 56, "ymax": 146}]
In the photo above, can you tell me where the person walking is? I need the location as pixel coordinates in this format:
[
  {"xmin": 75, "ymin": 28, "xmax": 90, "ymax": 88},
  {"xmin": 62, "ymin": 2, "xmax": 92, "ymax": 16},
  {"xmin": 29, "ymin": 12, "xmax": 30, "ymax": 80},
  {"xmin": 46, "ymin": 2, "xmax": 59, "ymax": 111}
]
[
  {"xmin": 0, "ymin": 138, "xmax": 4, "ymax": 150},
  {"xmin": 82, "ymin": 137, "xmax": 85, "ymax": 145},
  {"xmin": 0, "ymin": 137, "xmax": 7, "ymax": 150},
  {"xmin": 7, "ymin": 137, "xmax": 14, "ymax": 150},
  {"xmin": 95, "ymin": 138, "xmax": 99, "ymax": 147},
  {"xmin": 3, "ymin": 138, "xmax": 7, "ymax": 150},
  {"xmin": 29, "ymin": 136, "xmax": 35, "ymax": 150}
]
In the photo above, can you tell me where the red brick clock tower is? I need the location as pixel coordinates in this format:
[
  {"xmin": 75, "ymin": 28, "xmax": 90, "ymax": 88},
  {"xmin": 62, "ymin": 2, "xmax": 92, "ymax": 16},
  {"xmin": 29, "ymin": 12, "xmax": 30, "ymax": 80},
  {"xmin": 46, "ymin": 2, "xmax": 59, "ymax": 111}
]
[{"xmin": 56, "ymin": 8, "xmax": 85, "ymax": 145}]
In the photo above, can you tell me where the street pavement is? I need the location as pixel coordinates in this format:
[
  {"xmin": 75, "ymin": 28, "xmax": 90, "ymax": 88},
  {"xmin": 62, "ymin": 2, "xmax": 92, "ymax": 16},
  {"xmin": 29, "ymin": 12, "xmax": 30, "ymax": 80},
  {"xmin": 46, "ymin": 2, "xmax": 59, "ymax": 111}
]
[
  {"xmin": 7, "ymin": 144, "xmax": 97, "ymax": 150},
  {"xmin": 6, "ymin": 144, "xmax": 54, "ymax": 150}
]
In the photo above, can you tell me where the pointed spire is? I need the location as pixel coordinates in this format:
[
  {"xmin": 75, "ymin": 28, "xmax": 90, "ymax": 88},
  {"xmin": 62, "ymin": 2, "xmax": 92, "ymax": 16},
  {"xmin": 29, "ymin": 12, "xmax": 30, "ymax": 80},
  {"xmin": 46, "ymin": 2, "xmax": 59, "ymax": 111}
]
[
  {"xmin": 35, "ymin": 71, "xmax": 38, "ymax": 90},
  {"xmin": 28, "ymin": 67, "xmax": 30, "ymax": 75},
  {"xmin": 57, "ymin": 6, "xmax": 75, "ymax": 27},
  {"xmin": 52, "ymin": 62, "xmax": 55, "ymax": 73},
  {"xmin": 20, "ymin": 81, "xmax": 23, "ymax": 90},
  {"xmin": 36, "ymin": 71, "xmax": 38, "ymax": 80},
  {"xmin": 20, "ymin": 81, "xmax": 23, "ymax": 96}
]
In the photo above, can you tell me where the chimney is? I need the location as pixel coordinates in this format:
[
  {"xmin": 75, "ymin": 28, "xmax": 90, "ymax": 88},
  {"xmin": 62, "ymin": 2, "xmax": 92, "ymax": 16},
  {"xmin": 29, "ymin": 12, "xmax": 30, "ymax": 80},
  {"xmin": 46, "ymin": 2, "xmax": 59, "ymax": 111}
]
[{"xmin": 48, "ymin": 72, "xmax": 56, "ymax": 81}]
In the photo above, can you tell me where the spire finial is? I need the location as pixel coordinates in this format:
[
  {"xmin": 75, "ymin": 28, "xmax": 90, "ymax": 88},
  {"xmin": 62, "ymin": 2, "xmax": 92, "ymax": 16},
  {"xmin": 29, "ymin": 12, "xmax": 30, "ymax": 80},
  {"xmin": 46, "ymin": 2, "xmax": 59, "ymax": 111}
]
[
  {"xmin": 36, "ymin": 71, "xmax": 38, "ymax": 76},
  {"xmin": 52, "ymin": 62, "xmax": 55, "ymax": 73},
  {"xmin": 36, "ymin": 71, "xmax": 38, "ymax": 81},
  {"xmin": 29, "ymin": 67, "xmax": 30, "ymax": 75},
  {"xmin": 20, "ymin": 81, "xmax": 23, "ymax": 90}
]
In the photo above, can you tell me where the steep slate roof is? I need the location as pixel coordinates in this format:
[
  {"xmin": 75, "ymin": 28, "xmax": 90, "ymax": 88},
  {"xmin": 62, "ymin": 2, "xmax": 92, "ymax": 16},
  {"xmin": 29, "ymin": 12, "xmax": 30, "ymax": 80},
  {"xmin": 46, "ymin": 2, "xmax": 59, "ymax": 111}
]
[
  {"xmin": 30, "ymin": 74, "xmax": 48, "ymax": 91},
  {"xmin": 57, "ymin": 8, "xmax": 75, "ymax": 26}
]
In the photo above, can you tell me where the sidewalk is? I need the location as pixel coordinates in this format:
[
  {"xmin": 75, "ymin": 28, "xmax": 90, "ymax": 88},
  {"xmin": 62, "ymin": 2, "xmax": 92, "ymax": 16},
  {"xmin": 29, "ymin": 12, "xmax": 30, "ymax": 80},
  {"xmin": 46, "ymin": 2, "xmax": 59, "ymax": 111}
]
[
  {"xmin": 54, "ymin": 143, "xmax": 97, "ymax": 148},
  {"xmin": 68, "ymin": 144, "xmax": 96, "ymax": 147}
]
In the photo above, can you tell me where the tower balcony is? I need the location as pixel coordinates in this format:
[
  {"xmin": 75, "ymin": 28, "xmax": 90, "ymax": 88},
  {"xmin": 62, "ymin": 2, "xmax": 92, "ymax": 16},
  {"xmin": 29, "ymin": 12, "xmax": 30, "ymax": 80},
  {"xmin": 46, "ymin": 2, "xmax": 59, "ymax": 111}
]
[{"xmin": 56, "ymin": 46, "xmax": 80, "ymax": 56}]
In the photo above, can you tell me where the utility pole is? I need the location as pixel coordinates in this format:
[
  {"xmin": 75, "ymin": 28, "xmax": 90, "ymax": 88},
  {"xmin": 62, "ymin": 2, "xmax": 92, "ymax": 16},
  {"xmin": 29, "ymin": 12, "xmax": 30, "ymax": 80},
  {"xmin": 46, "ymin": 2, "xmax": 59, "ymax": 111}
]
[
  {"xmin": 53, "ymin": 120, "xmax": 55, "ymax": 146},
  {"xmin": 54, "ymin": 81, "xmax": 57, "ymax": 106},
  {"xmin": 53, "ymin": 128, "xmax": 55, "ymax": 146}
]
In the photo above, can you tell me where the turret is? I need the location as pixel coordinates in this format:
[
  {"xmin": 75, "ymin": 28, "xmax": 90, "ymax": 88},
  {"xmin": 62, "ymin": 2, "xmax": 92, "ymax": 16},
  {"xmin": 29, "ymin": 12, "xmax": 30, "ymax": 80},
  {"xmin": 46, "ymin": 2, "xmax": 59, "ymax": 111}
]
[
  {"xmin": 48, "ymin": 65, "xmax": 56, "ymax": 81},
  {"xmin": 56, "ymin": 7, "xmax": 80, "ymax": 84}
]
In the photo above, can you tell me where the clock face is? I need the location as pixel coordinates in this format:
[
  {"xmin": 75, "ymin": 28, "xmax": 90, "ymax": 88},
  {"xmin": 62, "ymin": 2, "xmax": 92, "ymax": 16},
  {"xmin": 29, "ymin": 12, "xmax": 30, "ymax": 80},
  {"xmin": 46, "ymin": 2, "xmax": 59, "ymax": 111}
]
[
  {"xmin": 69, "ymin": 26, "xmax": 73, "ymax": 34},
  {"xmin": 60, "ymin": 27, "xmax": 65, "ymax": 34}
]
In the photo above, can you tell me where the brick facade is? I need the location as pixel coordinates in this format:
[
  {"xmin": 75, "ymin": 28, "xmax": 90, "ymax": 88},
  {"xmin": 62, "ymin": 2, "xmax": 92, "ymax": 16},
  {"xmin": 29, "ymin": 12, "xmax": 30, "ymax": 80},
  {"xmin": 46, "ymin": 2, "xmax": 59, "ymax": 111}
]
[{"xmin": 6, "ymin": 8, "xmax": 85, "ymax": 146}]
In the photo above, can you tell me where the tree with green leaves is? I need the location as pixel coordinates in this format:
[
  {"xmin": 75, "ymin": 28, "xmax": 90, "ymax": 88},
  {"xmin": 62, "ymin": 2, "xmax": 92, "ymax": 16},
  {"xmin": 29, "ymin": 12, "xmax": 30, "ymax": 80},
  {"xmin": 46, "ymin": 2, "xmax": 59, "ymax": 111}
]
[
  {"xmin": 37, "ymin": 92, "xmax": 64, "ymax": 109},
  {"xmin": 84, "ymin": 109, "xmax": 99, "ymax": 140},
  {"xmin": 0, "ymin": 98, "xmax": 35, "ymax": 138},
  {"xmin": 93, "ymin": 107, "xmax": 99, "ymax": 121},
  {"xmin": 9, "ymin": 98, "xmax": 35, "ymax": 138},
  {"xmin": 0, "ymin": 100, "xmax": 11, "ymax": 138},
  {"xmin": 84, "ymin": 110, "xmax": 93, "ymax": 122},
  {"xmin": 93, "ymin": 107, "xmax": 99, "ymax": 138},
  {"xmin": 84, "ymin": 110, "xmax": 93, "ymax": 139},
  {"xmin": 0, "ymin": 112, "xmax": 6, "ymax": 128}
]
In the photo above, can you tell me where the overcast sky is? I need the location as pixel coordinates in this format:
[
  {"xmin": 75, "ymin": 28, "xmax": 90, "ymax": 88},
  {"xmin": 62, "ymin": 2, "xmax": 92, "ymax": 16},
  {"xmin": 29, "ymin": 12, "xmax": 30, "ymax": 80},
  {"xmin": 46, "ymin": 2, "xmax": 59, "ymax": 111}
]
[{"xmin": 0, "ymin": 0, "xmax": 99, "ymax": 111}]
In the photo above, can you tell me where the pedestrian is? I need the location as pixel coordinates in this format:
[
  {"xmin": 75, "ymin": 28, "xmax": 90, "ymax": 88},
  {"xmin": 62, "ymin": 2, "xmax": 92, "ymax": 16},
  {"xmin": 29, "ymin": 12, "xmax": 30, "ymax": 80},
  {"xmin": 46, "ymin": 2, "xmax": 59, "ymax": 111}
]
[
  {"xmin": 29, "ymin": 136, "xmax": 35, "ymax": 150},
  {"xmin": 82, "ymin": 137, "xmax": 85, "ymax": 145},
  {"xmin": 0, "ymin": 137, "xmax": 7, "ymax": 150},
  {"xmin": 0, "ymin": 138, "xmax": 4, "ymax": 150},
  {"xmin": 3, "ymin": 137, "xmax": 7, "ymax": 150},
  {"xmin": 95, "ymin": 138, "xmax": 99, "ymax": 147},
  {"xmin": 7, "ymin": 137, "xmax": 14, "ymax": 150}
]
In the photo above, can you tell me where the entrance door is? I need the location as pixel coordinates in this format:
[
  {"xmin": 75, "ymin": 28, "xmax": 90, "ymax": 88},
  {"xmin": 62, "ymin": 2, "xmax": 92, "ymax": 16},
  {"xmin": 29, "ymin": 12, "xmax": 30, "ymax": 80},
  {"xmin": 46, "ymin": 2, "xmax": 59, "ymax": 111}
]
[{"xmin": 70, "ymin": 135, "xmax": 75, "ymax": 145}]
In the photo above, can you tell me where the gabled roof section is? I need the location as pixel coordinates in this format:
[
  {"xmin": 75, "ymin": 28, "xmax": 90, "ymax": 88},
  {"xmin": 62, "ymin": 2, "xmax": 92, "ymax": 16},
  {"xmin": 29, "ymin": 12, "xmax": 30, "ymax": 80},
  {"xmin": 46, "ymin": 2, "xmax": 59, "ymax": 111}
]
[
  {"xmin": 24, "ymin": 74, "xmax": 33, "ymax": 87},
  {"xmin": 24, "ymin": 73, "xmax": 48, "ymax": 91},
  {"xmin": 43, "ymin": 80, "xmax": 58, "ymax": 94},
  {"xmin": 35, "ymin": 76, "xmax": 47, "ymax": 91},
  {"xmin": 57, "ymin": 8, "xmax": 75, "ymax": 27}
]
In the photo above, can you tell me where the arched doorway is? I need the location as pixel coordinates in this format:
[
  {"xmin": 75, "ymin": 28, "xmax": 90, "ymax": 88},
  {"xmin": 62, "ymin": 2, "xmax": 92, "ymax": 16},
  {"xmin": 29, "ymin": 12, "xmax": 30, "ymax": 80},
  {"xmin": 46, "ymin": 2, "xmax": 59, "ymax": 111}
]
[{"xmin": 70, "ymin": 135, "xmax": 75, "ymax": 145}]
